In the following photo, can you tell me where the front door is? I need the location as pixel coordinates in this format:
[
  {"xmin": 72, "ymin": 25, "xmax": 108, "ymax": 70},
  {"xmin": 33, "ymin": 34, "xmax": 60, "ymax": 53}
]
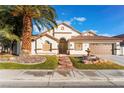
[{"xmin": 59, "ymin": 38, "xmax": 68, "ymax": 54}]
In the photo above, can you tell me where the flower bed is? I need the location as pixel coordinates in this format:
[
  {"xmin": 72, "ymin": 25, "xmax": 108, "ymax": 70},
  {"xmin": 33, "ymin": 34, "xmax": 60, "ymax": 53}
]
[
  {"xmin": 70, "ymin": 56, "xmax": 124, "ymax": 69},
  {"xmin": 0, "ymin": 55, "xmax": 58, "ymax": 69},
  {"xmin": 16, "ymin": 55, "xmax": 47, "ymax": 64},
  {"xmin": 0, "ymin": 55, "xmax": 47, "ymax": 64}
]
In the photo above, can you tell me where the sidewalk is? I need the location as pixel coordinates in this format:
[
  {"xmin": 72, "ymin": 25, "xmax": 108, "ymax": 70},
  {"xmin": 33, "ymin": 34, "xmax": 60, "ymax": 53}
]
[{"xmin": 0, "ymin": 69, "xmax": 124, "ymax": 87}]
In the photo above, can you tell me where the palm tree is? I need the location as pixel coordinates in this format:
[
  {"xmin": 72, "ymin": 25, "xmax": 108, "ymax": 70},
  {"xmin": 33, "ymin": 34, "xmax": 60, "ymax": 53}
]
[{"xmin": 0, "ymin": 5, "xmax": 57, "ymax": 54}]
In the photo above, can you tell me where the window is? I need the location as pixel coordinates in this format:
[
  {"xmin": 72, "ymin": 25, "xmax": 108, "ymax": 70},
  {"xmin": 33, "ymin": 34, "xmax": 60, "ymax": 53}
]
[
  {"xmin": 43, "ymin": 41, "xmax": 51, "ymax": 51},
  {"xmin": 75, "ymin": 43, "xmax": 82, "ymax": 50}
]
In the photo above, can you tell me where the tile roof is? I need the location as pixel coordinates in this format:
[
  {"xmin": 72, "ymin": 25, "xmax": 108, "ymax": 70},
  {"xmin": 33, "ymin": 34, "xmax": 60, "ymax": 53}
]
[
  {"xmin": 114, "ymin": 34, "xmax": 124, "ymax": 45},
  {"xmin": 69, "ymin": 35, "xmax": 122, "ymax": 41},
  {"xmin": 114, "ymin": 34, "xmax": 124, "ymax": 38},
  {"xmin": 32, "ymin": 33, "xmax": 59, "ymax": 42}
]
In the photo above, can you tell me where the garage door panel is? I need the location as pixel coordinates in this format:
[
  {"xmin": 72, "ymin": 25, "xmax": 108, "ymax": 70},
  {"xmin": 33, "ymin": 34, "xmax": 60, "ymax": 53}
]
[{"xmin": 90, "ymin": 43, "xmax": 112, "ymax": 55}]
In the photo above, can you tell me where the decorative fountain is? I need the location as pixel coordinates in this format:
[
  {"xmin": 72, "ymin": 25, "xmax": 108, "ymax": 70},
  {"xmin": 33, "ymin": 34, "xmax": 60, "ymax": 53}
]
[
  {"xmin": 83, "ymin": 48, "xmax": 100, "ymax": 64},
  {"xmin": 86, "ymin": 48, "xmax": 91, "ymax": 56}
]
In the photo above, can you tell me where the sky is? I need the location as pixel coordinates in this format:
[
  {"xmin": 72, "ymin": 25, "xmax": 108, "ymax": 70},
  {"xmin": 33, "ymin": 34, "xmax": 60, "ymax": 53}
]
[{"xmin": 33, "ymin": 5, "xmax": 124, "ymax": 36}]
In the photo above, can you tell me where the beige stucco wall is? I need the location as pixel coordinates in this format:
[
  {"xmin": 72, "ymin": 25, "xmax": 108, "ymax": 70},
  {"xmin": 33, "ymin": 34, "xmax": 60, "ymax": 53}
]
[
  {"xmin": 31, "ymin": 36, "xmax": 58, "ymax": 55},
  {"xmin": 31, "ymin": 24, "xmax": 81, "ymax": 55},
  {"xmin": 116, "ymin": 42, "xmax": 121, "ymax": 55},
  {"xmin": 31, "ymin": 23, "xmax": 122, "ymax": 55},
  {"xmin": 31, "ymin": 41, "xmax": 36, "ymax": 55},
  {"xmin": 120, "ymin": 46, "xmax": 124, "ymax": 55},
  {"xmin": 69, "ymin": 41, "xmax": 121, "ymax": 55},
  {"xmin": 69, "ymin": 41, "xmax": 89, "ymax": 55},
  {"xmin": 46, "ymin": 24, "xmax": 80, "ymax": 40}
]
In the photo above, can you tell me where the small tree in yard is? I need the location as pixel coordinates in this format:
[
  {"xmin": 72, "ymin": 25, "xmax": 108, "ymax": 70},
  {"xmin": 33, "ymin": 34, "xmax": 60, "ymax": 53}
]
[{"xmin": 0, "ymin": 25, "xmax": 19, "ymax": 54}]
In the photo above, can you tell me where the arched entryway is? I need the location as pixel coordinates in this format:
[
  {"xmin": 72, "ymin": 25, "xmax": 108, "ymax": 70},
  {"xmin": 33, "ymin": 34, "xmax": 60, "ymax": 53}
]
[{"xmin": 59, "ymin": 38, "xmax": 68, "ymax": 54}]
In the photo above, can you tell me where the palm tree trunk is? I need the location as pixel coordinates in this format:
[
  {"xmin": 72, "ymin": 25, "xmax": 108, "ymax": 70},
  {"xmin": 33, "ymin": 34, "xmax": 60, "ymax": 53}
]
[{"xmin": 21, "ymin": 15, "xmax": 32, "ymax": 55}]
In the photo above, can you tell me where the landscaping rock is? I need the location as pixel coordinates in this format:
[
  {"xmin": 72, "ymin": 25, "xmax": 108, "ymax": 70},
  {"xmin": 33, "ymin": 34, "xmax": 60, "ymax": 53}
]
[
  {"xmin": 0, "ymin": 55, "xmax": 47, "ymax": 64},
  {"xmin": 16, "ymin": 55, "xmax": 47, "ymax": 64},
  {"xmin": 82, "ymin": 55, "xmax": 110, "ymax": 64}
]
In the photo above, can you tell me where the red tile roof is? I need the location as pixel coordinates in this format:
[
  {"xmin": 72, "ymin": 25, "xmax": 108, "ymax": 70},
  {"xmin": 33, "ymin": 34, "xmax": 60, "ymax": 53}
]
[
  {"xmin": 114, "ymin": 34, "xmax": 124, "ymax": 40},
  {"xmin": 32, "ymin": 33, "xmax": 59, "ymax": 42},
  {"xmin": 69, "ymin": 35, "xmax": 122, "ymax": 41}
]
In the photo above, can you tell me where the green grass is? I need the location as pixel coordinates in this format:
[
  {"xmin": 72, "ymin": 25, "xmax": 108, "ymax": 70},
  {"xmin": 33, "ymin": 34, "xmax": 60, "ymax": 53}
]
[
  {"xmin": 70, "ymin": 56, "xmax": 124, "ymax": 69},
  {"xmin": 0, "ymin": 55, "xmax": 58, "ymax": 69}
]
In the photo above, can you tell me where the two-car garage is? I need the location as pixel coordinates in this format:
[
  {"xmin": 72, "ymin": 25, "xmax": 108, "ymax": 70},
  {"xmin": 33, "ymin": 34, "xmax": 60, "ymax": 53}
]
[
  {"xmin": 69, "ymin": 31, "xmax": 122, "ymax": 55},
  {"xmin": 90, "ymin": 43, "xmax": 113, "ymax": 55}
]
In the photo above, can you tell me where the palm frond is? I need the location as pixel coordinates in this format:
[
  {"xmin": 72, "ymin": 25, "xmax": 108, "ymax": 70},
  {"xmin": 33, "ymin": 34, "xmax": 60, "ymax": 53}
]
[
  {"xmin": 0, "ymin": 5, "xmax": 57, "ymax": 36},
  {"xmin": 0, "ymin": 25, "xmax": 20, "ymax": 41}
]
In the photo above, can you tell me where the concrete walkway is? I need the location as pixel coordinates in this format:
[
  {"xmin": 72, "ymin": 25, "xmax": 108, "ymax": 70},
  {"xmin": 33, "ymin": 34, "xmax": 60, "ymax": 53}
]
[
  {"xmin": 58, "ymin": 55, "xmax": 73, "ymax": 69},
  {"xmin": 98, "ymin": 55, "xmax": 124, "ymax": 66},
  {"xmin": 0, "ymin": 69, "xmax": 124, "ymax": 87}
]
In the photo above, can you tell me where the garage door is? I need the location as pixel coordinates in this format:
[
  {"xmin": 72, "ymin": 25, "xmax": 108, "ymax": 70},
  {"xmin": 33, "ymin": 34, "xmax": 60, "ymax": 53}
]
[{"xmin": 90, "ymin": 43, "xmax": 112, "ymax": 55}]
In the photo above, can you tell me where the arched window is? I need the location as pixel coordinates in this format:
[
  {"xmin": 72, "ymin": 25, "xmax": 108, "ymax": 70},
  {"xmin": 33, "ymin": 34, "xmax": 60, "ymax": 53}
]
[{"xmin": 43, "ymin": 40, "xmax": 52, "ymax": 51}]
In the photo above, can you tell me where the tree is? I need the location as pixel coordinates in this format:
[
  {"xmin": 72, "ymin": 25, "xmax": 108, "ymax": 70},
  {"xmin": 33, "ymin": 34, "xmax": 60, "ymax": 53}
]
[
  {"xmin": 0, "ymin": 5, "xmax": 57, "ymax": 54},
  {"xmin": 0, "ymin": 6, "xmax": 23, "ymax": 37},
  {"xmin": 0, "ymin": 25, "xmax": 19, "ymax": 54}
]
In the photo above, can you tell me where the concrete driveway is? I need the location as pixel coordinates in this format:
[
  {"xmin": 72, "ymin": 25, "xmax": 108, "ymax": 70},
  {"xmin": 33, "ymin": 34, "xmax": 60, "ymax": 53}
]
[{"xmin": 97, "ymin": 55, "xmax": 124, "ymax": 66}]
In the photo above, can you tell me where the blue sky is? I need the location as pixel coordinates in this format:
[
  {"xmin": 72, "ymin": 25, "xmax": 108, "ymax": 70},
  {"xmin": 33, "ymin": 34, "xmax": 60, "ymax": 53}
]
[{"xmin": 33, "ymin": 5, "xmax": 124, "ymax": 36}]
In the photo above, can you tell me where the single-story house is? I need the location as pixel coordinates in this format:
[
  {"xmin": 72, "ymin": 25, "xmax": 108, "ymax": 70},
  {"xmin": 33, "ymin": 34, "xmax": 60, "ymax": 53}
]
[
  {"xmin": 28, "ymin": 23, "xmax": 122, "ymax": 55},
  {"xmin": 114, "ymin": 34, "xmax": 124, "ymax": 55}
]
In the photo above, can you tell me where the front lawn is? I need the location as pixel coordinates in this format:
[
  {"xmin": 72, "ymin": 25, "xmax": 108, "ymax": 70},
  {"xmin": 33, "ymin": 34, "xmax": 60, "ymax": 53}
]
[
  {"xmin": 0, "ymin": 55, "xmax": 58, "ymax": 69},
  {"xmin": 70, "ymin": 56, "xmax": 124, "ymax": 69}
]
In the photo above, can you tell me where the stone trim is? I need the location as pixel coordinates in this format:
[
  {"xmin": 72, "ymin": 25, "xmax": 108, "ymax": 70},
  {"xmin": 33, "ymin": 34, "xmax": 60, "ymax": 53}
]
[
  {"xmin": 60, "ymin": 23, "xmax": 81, "ymax": 34},
  {"xmin": 68, "ymin": 39, "xmax": 121, "ymax": 42},
  {"xmin": 52, "ymin": 48, "xmax": 58, "ymax": 50},
  {"xmin": 35, "ymin": 48, "xmax": 42, "ymax": 50},
  {"xmin": 54, "ymin": 32, "xmax": 72, "ymax": 34},
  {"xmin": 35, "ymin": 48, "xmax": 58, "ymax": 50},
  {"xmin": 68, "ymin": 49, "xmax": 74, "ymax": 50}
]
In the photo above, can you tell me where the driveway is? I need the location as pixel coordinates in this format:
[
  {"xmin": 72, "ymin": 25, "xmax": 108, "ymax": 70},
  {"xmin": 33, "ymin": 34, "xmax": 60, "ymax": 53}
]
[{"xmin": 97, "ymin": 55, "xmax": 124, "ymax": 66}]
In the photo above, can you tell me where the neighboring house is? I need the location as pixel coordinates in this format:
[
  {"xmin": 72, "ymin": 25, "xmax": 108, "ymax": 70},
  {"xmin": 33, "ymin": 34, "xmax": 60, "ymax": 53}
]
[
  {"xmin": 30, "ymin": 23, "xmax": 122, "ymax": 55},
  {"xmin": 114, "ymin": 34, "xmax": 124, "ymax": 55}
]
